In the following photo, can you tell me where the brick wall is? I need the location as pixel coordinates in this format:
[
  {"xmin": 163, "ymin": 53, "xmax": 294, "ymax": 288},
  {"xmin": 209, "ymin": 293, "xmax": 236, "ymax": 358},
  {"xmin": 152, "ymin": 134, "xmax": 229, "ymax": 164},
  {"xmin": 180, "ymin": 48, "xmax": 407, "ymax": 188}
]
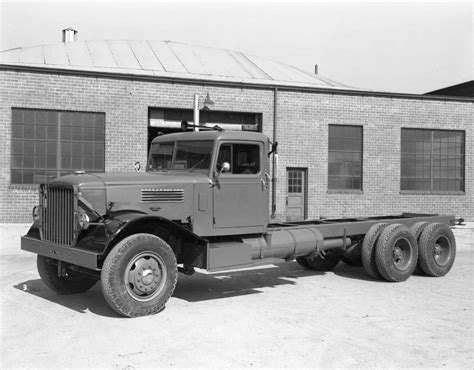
[
  {"xmin": 274, "ymin": 91, "xmax": 473, "ymax": 221},
  {"xmin": 0, "ymin": 70, "xmax": 472, "ymax": 222}
]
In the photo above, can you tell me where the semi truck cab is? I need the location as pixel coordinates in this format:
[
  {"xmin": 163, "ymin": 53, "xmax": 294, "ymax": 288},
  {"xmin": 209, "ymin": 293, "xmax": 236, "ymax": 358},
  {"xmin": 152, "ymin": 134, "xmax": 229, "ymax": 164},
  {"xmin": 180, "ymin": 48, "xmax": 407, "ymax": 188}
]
[{"xmin": 146, "ymin": 130, "xmax": 271, "ymax": 235}]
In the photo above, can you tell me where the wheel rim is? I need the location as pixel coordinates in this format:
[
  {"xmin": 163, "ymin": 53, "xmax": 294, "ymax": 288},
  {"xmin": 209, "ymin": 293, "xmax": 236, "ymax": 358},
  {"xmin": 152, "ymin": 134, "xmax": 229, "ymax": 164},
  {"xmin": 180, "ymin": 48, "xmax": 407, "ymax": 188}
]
[
  {"xmin": 125, "ymin": 251, "xmax": 167, "ymax": 302},
  {"xmin": 433, "ymin": 235, "xmax": 452, "ymax": 267},
  {"xmin": 392, "ymin": 237, "xmax": 414, "ymax": 271}
]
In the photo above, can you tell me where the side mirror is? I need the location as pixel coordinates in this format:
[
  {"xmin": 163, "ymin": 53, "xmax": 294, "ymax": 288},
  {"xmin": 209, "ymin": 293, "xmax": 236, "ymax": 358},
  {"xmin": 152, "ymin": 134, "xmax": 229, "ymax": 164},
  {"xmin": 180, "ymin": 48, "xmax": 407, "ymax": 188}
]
[
  {"xmin": 134, "ymin": 161, "xmax": 141, "ymax": 172},
  {"xmin": 221, "ymin": 162, "xmax": 230, "ymax": 173},
  {"xmin": 214, "ymin": 162, "xmax": 230, "ymax": 180}
]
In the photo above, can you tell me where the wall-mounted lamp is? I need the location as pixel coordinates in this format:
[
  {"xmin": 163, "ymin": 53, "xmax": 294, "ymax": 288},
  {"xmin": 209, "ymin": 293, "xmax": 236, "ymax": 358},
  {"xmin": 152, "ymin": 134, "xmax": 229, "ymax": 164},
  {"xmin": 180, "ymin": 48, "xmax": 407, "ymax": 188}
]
[{"xmin": 202, "ymin": 92, "xmax": 215, "ymax": 110}]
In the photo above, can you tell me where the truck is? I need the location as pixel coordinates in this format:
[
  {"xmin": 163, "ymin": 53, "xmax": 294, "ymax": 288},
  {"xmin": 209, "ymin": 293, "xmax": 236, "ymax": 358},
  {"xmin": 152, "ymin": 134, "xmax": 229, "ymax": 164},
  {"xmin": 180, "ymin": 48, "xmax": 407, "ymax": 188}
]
[{"xmin": 21, "ymin": 129, "xmax": 457, "ymax": 317}]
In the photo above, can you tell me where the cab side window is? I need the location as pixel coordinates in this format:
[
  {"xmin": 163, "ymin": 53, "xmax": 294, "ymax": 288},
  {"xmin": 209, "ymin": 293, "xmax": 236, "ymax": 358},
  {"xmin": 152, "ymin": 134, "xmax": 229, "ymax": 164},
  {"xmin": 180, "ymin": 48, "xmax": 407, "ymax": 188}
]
[{"xmin": 216, "ymin": 143, "xmax": 260, "ymax": 174}]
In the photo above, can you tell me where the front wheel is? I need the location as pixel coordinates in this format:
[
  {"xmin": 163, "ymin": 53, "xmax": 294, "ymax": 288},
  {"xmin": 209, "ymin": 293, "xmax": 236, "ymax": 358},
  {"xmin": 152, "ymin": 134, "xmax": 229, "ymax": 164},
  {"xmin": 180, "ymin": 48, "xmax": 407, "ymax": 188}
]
[
  {"xmin": 37, "ymin": 256, "xmax": 97, "ymax": 294},
  {"xmin": 101, "ymin": 233, "xmax": 178, "ymax": 317}
]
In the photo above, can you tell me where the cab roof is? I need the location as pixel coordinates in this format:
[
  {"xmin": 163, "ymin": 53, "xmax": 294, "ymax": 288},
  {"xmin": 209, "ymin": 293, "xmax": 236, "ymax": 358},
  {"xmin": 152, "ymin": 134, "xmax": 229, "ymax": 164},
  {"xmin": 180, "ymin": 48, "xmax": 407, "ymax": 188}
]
[{"xmin": 151, "ymin": 130, "xmax": 269, "ymax": 144}]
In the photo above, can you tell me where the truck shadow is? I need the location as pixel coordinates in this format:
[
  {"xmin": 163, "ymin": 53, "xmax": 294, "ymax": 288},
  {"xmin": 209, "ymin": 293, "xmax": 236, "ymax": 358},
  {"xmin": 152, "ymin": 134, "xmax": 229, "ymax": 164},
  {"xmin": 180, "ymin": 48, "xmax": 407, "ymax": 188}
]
[
  {"xmin": 13, "ymin": 280, "xmax": 121, "ymax": 318},
  {"xmin": 12, "ymin": 262, "xmax": 377, "ymax": 315},
  {"xmin": 332, "ymin": 263, "xmax": 379, "ymax": 282},
  {"xmin": 173, "ymin": 262, "xmax": 328, "ymax": 302}
]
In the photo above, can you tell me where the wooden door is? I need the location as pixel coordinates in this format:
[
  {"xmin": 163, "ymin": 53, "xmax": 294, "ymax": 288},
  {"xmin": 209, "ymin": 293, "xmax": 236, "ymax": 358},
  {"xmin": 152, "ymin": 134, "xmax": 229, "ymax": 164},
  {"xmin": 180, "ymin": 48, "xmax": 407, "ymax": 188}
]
[{"xmin": 286, "ymin": 168, "xmax": 307, "ymax": 221}]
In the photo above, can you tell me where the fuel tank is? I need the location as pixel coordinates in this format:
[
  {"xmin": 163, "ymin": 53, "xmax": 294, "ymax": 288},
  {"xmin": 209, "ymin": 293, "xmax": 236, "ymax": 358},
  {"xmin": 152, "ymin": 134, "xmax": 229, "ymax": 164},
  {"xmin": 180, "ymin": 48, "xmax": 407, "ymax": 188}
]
[{"xmin": 208, "ymin": 228, "xmax": 351, "ymax": 271}]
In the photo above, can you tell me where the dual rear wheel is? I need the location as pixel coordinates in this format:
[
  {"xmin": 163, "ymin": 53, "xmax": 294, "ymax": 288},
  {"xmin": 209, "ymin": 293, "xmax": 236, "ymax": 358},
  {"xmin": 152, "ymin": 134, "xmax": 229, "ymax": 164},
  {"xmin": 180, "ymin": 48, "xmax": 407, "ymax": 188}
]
[{"xmin": 361, "ymin": 222, "xmax": 455, "ymax": 281}]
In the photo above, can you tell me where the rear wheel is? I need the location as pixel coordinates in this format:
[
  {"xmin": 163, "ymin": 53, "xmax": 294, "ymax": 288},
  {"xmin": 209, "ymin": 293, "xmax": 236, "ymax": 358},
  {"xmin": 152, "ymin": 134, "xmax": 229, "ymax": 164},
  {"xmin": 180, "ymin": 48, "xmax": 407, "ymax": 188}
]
[
  {"xmin": 37, "ymin": 256, "xmax": 97, "ymax": 294},
  {"xmin": 411, "ymin": 222, "xmax": 429, "ymax": 240},
  {"xmin": 298, "ymin": 251, "xmax": 341, "ymax": 271},
  {"xmin": 295, "ymin": 257, "xmax": 312, "ymax": 269},
  {"xmin": 361, "ymin": 223, "xmax": 388, "ymax": 279},
  {"xmin": 375, "ymin": 224, "xmax": 418, "ymax": 282},
  {"xmin": 411, "ymin": 222, "xmax": 429, "ymax": 275},
  {"xmin": 101, "ymin": 233, "xmax": 178, "ymax": 317},
  {"xmin": 418, "ymin": 223, "xmax": 456, "ymax": 277},
  {"xmin": 341, "ymin": 255, "xmax": 362, "ymax": 266}
]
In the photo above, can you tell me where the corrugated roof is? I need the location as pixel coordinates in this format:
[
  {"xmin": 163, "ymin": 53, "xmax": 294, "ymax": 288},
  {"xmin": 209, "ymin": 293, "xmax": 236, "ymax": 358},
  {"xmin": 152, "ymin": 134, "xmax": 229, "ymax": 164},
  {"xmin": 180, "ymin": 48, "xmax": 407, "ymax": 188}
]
[{"xmin": 0, "ymin": 40, "xmax": 357, "ymax": 90}]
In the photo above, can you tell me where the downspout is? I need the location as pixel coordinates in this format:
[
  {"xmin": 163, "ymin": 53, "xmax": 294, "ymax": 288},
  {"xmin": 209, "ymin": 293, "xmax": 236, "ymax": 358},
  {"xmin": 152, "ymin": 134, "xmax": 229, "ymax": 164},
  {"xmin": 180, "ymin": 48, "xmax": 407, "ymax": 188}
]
[
  {"xmin": 271, "ymin": 88, "xmax": 278, "ymax": 218},
  {"xmin": 193, "ymin": 93, "xmax": 200, "ymax": 131}
]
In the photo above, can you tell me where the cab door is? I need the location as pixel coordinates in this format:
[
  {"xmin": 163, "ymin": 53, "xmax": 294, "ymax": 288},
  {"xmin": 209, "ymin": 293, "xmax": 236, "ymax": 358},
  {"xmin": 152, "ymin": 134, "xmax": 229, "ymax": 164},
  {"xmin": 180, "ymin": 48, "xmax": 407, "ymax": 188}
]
[{"xmin": 212, "ymin": 141, "xmax": 269, "ymax": 234}]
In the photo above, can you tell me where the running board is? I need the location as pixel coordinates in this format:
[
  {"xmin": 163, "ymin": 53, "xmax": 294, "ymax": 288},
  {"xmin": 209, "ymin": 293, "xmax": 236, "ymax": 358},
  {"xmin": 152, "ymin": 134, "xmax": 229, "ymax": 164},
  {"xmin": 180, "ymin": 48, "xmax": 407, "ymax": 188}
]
[{"xmin": 206, "ymin": 257, "xmax": 287, "ymax": 273}]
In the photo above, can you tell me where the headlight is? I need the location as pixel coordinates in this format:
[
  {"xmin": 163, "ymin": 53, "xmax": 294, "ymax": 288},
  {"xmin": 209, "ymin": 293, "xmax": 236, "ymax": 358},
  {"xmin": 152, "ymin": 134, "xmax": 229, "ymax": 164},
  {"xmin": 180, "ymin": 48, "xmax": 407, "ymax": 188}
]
[
  {"xmin": 78, "ymin": 211, "xmax": 90, "ymax": 230},
  {"xmin": 32, "ymin": 206, "xmax": 39, "ymax": 222}
]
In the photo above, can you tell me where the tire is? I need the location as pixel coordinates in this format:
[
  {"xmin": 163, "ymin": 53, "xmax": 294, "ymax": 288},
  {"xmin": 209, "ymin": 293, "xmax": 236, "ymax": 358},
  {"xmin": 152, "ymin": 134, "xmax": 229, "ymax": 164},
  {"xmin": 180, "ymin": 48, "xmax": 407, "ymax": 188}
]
[
  {"xmin": 299, "ymin": 251, "xmax": 341, "ymax": 271},
  {"xmin": 361, "ymin": 223, "xmax": 388, "ymax": 279},
  {"xmin": 101, "ymin": 233, "xmax": 178, "ymax": 317},
  {"xmin": 411, "ymin": 222, "xmax": 429, "ymax": 240},
  {"xmin": 295, "ymin": 257, "xmax": 312, "ymax": 269},
  {"xmin": 341, "ymin": 255, "xmax": 363, "ymax": 266},
  {"xmin": 375, "ymin": 224, "xmax": 418, "ymax": 282},
  {"xmin": 411, "ymin": 222, "xmax": 429, "ymax": 275},
  {"xmin": 418, "ymin": 223, "xmax": 456, "ymax": 277},
  {"xmin": 37, "ymin": 255, "xmax": 97, "ymax": 294}
]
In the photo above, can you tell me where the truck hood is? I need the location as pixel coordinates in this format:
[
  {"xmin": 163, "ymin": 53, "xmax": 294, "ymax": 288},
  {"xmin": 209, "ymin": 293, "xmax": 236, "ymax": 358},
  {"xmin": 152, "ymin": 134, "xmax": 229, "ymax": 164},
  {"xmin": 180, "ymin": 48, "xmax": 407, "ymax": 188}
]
[
  {"xmin": 51, "ymin": 171, "xmax": 210, "ymax": 217},
  {"xmin": 54, "ymin": 171, "xmax": 210, "ymax": 188}
]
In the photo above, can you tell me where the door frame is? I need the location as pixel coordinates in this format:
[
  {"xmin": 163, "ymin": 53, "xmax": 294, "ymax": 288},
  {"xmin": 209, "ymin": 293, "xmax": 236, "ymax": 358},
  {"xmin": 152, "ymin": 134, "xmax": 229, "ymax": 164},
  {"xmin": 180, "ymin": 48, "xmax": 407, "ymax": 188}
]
[{"xmin": 286, "ymin": 167, "xmax": 308, "ymax": 221}]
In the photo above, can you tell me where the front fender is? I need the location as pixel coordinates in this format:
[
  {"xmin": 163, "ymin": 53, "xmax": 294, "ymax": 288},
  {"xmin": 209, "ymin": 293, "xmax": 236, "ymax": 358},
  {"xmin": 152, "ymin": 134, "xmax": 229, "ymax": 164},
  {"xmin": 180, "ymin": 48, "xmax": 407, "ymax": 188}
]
[
  {"xmin": 90, "ymin": 211, "xmax": 208, "ymax": 268},
  {"xmin": 104, "ymin": 212, "xmax": 207, "ymax": 251}
]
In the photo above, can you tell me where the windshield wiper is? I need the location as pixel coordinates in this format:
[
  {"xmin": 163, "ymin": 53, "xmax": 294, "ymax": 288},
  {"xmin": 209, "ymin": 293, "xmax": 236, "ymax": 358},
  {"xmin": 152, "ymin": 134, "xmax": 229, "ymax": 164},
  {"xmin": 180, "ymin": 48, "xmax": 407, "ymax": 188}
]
[{"xmin": 189, "ymin": 151, "xmax": 212, "ymax": 172}]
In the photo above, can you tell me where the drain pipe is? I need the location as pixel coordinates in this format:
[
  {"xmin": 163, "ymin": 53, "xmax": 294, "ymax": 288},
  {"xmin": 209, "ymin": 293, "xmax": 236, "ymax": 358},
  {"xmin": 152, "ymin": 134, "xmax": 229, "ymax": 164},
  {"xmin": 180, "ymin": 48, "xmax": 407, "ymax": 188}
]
[
  {"xmin": 271, "ymin": 88, "xmax": 278, "ymax": 218},
  {"xmin": 193, "ymin": 94, "xmax": 199, "ymax": 131}
]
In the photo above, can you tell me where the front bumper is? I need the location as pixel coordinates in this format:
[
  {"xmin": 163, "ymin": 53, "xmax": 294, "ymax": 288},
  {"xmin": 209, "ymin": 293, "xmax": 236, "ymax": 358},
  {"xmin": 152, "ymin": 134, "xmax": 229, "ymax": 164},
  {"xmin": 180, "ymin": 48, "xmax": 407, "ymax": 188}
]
[{"xmin": 21, "ymin": 236, "xmax": 100, "ymax": 271}]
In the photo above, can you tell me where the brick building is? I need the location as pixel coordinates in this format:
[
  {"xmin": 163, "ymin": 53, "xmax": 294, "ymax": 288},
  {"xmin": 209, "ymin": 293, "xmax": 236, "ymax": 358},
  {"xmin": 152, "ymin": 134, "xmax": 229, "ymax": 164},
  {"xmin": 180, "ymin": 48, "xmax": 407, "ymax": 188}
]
[{"xmin": 1, "ymin": 34, "xmax": 473, "ymax": 222}]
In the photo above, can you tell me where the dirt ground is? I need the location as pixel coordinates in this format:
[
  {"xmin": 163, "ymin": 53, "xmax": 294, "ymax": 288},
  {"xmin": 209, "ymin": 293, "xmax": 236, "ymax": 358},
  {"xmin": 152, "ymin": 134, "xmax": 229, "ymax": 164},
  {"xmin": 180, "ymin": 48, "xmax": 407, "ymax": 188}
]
[{"xmin": 0, "ymin": 223, "xmax": 472, "ymax": 369}]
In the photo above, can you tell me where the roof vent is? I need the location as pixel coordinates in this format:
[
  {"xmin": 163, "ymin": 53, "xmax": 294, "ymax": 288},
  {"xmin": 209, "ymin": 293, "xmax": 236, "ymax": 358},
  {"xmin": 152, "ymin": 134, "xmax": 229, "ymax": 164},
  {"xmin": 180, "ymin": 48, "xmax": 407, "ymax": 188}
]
[
  {"xmin": 314, "ymin": 64, "xmax": 318, "ymax": 75},
  {"xmin": 62, "ymin": 28, "xmax": 78, "ymax": 43}
]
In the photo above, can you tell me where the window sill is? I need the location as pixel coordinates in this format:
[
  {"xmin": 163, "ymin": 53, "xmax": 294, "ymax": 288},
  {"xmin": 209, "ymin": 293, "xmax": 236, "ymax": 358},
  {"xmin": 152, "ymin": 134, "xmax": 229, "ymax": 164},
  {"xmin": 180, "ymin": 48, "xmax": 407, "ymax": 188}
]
[
  {"xmin": 327, "ymin": 189, "xmax": 363, "ymax": 194},
  {"xmin": 9, "ymin": 184, "xmax": 39, "ymax": 191},
  {"xmin": 400, "ymin": 191, "xmax": 465, "ymax": 196}
]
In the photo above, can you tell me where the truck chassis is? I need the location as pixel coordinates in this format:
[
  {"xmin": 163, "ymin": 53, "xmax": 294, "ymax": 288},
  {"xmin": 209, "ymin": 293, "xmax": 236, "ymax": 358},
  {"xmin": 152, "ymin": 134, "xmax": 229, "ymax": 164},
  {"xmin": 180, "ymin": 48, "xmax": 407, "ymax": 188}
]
[{"xmin": 22, "ymin": 212, "xmax": 456, "ymax": 317}]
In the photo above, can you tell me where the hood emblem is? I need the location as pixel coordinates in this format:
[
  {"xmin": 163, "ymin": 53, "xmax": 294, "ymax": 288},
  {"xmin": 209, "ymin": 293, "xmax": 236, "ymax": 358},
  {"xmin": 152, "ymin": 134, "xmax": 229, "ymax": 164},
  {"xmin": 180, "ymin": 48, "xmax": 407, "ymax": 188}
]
[{"xmin": 141, "ymin": 188, "xmax": 184, "ymax": 203}]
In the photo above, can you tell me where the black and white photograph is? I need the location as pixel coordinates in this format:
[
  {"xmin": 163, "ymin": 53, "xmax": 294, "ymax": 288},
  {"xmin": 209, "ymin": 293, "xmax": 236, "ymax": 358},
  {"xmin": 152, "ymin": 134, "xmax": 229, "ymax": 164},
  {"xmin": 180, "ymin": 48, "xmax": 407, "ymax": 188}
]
[{"xmin": 0, "ymin": 0, "xmax": 472, "ymax": 368}]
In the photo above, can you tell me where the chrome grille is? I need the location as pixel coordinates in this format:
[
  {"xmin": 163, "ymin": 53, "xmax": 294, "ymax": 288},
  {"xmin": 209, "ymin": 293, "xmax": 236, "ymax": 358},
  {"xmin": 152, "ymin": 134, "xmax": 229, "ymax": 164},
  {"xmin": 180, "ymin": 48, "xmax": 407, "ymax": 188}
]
[
  {"xmin": 141, "ymin": 188, "xmax": 184, "ymax": 203},
  {"xmin": 40, "ymin": 184, "xmax": 76, "ymax": 246}
]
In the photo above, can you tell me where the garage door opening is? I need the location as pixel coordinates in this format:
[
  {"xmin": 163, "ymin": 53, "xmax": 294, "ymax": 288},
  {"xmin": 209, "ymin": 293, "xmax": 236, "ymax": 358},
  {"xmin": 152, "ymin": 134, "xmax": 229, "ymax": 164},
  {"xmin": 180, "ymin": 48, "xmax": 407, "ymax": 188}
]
[{"xmin": 148, "ymin": 108, "xmax": 262, "ymax": 152}]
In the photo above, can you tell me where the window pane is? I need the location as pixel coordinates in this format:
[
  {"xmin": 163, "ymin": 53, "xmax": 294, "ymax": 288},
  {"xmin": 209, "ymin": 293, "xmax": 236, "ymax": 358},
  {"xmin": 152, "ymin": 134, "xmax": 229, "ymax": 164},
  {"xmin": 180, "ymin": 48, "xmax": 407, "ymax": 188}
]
[
  {"xmin": 10, "ymin": 109, "xmax": 105, "ymax": 184},
  {"xmin": 401, "ymin": 128, "xmax": 464, "ymax": 192},
  {"xmin": 230, "ymin": 144, "xmax": 260, "ymax": 174},
  {"xmin": 328, "ymin": 125, "xmax": 362, "ymax": 190},
  {"xmin": 174, "ymin": 141, "xmax": 214, "ymax": 171}
]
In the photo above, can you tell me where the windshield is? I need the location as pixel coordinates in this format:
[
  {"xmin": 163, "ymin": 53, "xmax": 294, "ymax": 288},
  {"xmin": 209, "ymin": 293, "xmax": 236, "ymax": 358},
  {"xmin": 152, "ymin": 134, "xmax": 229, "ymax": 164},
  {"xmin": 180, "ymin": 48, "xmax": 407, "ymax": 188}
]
[{"xmin": 148, "ymin": 140, "xmax": 214, "ymax": 173}]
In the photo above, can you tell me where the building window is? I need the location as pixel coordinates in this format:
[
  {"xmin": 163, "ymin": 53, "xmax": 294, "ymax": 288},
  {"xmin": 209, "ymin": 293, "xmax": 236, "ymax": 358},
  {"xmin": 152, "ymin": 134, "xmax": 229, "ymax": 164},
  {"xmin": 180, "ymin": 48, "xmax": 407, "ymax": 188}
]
[
  {"xmin": 328, "ymin": 125, "xmax": 363, "ymax": 190},
  {"xmin": 401, "ymin": 129, "xmax": 465, "ymax": 192},
  {"xmin": 11, "ymin": 108, "xmax": 105, "ymax": 185},
  {"xmin": 288, "ymin": 169, "xmax": 303, "ymax": 193}
]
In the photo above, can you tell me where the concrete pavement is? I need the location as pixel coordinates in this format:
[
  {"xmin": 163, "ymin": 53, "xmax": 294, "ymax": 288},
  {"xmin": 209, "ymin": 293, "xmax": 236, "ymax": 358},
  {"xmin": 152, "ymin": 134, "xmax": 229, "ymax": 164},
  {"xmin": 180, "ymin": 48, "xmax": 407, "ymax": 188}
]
[{"xmin": 1, "ymin": 223, "xmax": 473, "ymax": 368}]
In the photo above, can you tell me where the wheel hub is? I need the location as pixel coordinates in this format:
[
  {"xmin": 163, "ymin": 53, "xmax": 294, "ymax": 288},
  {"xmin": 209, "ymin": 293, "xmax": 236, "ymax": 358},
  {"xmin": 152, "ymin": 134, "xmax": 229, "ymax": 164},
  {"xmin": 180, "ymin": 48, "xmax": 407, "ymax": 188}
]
[
  {"xmin": 125, "ymin": 252, "xmax": 166, "ymax": 301},
  {"xmin": 393, "ymin": 246, "xmax": 403, "ymax": 260},
  {"xmin": 432, "ymin": 236, "xmax": 452, "ymax": 267},
  {"xmin": 392, "ymin": 237, "xmax": 413, "ymax": 271},
  {"xmin": 141, "ymin": 269, "xmax": 155, "ymax": 285}
]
